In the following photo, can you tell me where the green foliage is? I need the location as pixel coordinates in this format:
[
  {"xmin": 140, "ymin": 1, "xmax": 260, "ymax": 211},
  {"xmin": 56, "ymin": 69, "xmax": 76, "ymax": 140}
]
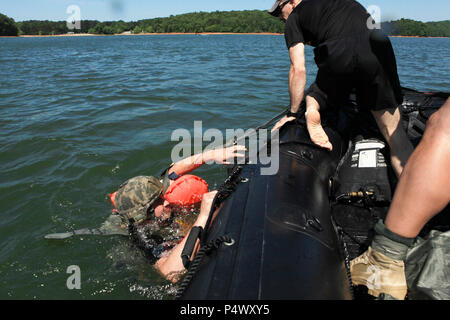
[
  {"xmin": 16, "ymin": 20, "xmax": 101, "ymax": 35},
  {"xmin": 133, "ymin": 10, "xmax": 284, "ymax": 34},
  {"xmin": 84, "ymin": 20, "xmax": 137, "ymax": 35},
  {"xmin": 133, "ymin": 26, "xmax": 142, "ymax": 34},
  {"xmin": 16, "ymin": 20, "xmax": 67, "ymax": 35},
  {"xmin": 0, "ymin": 13, "xmax": 19, "ymax": 36},
  {"xmin": 382, "ymin": 19, "xmax": 450, "ymax": 37},
  {"xmin": 422, "ymin": 20, "xmax": 450, "ymax": 37},
  {"xmin": 13, "ymin": 10, "xmax": 283, "ymax": 36}
]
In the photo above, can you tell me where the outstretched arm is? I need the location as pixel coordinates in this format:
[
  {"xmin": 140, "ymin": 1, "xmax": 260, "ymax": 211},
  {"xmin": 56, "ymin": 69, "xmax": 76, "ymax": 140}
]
[
  {"xmin": 168, "ymin": 145, "xmax": 246, "ymax": 176},
  {"xmin": 154, "ymin": 191, "xmax": 221, "ymax": 283}
]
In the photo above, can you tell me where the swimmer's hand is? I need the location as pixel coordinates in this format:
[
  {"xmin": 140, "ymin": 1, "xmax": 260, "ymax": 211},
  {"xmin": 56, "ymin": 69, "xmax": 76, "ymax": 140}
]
[{"xmin": 205, "ymin": 145, "xmax": 247, "ymax": 165}]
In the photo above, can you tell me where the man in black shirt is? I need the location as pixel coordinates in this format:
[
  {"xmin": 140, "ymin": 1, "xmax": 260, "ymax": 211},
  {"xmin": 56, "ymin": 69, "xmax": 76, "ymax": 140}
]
[{"xmin": 270, "ymin": 0, "xmax": 413, "ymax": 178}]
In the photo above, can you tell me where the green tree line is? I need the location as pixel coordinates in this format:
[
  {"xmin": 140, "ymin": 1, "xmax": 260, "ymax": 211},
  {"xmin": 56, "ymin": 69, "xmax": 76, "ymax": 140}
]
[
  {"xmin": 0, "ymin": 13, "xmax": 19, "ymax": 36},
  {"xmin": 15, "ymin": 20, "xmax": 101, "ymax": 35},
  {"xmin": 382, "ymin": 19, "xmax": 450, "ymax": 37},
  {"xmin": 131, "ymin": 10, "xmax": 284, "ymax": 34},
  {"xmin": 1, "ymin": 11, "xmax": 449, "ymax": 37}
]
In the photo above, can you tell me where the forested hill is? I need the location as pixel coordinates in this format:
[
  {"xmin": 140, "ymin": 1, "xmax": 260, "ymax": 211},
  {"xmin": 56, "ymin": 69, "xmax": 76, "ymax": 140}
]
[
  {"xmin": 1, "ymin": 10, "xmax": 449, "ymax": 37},
  {"xmin": 8, "ymin": 11, "xmax": 285, "ymax": 35},
  {"xmin": 382, "ymin": 19, "xmax": 450, "ymax": 37},
  {"xmin": 130, "ymin": 11, "xmax": 285, "ymax": 34}
]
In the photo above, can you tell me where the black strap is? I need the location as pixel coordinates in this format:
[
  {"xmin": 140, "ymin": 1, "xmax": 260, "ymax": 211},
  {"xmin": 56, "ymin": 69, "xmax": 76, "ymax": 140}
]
[
  {"xmin": 160, "ymin": 163, "xmax": 182, "ymax": 193},
  {"xmin": 168, "ymin": 171, "xmax": 180, "ymax": 180},
  {"xmin": 286, "ymin": 111, "xmax": 299, "ymax": 118},
  {"xmin": 181, "ymin": 226, "xmax": 203, "ymax": 269},
  {"xmin": 286, "ymin": 102, "xmax": 307, "ymax": 121},
  {"xmin": 159, "ymin": 163, "xmax": 174, "ymax": 177},
  {"xmin": 160, "ymin": 164, "xmax": 174, "ymax": 193}
]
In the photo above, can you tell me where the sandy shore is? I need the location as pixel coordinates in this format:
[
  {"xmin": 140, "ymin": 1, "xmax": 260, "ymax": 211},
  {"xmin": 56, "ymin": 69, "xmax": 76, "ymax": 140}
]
[
  {"xmin": 18, "ymin": 33, "xmax": 97, "ymax": 37},
  {"xmin": 7, "ymin": 32, "xmax": 283, "ymax": 38},
  {"xmin": 389, "ymin": 35, "xmax": 449, "ymax": 39}
]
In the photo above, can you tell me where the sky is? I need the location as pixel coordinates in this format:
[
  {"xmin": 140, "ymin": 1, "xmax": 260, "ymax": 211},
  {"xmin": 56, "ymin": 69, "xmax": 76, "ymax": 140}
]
[{"xmin": 1, "ymin": 0, "xmax": 449, "ymax": 23}]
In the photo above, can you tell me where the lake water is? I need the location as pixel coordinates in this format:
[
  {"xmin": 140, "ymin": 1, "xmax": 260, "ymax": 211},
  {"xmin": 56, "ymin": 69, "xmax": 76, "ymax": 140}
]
[{"xmin": 0, "ymin": 35, "xmax": 449, "ymax": 300}]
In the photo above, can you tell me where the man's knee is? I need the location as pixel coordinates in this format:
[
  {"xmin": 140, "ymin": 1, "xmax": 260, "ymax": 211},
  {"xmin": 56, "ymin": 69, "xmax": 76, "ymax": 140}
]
[{"xmin": 426, "ymin": 98, "xmax": 450, "ymax": 138}]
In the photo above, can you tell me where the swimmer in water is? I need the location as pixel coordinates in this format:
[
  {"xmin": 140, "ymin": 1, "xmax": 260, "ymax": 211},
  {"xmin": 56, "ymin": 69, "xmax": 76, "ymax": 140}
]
[{"xmin": 108, "ymin": 145, "xmax": 247, "ymax": 282}]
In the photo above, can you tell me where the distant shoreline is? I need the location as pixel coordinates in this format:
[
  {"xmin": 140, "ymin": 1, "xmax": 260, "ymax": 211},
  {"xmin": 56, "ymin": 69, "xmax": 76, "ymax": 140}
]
[
  {"xmin": 1, "ymin": 33, "xmax": 448, "ymax": 38},
  {"xmin": 5, "ymin": 32, "xmax": 284, "ymax": 38},
  {"xmin": 389, "ymin": 35, "xmax": 449, "ymax": 39}
]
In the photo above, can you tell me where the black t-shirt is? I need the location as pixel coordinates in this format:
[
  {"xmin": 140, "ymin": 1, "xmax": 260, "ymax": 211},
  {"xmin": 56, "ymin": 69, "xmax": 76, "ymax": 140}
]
[{"xmin": 285, "ymin": 0, "xmax": 371, "ymax": 48}]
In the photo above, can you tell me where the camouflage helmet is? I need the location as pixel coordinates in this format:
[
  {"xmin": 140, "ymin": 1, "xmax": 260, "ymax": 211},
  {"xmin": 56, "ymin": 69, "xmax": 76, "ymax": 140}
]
[{"xmin": 114, "ymin": 176, "xmax": 164, "ymax": 224}]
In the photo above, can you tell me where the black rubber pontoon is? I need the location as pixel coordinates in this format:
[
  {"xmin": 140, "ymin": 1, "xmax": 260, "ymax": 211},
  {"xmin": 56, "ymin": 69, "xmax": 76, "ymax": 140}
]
[{"xmin": 181, "ymin": 121, "xmax": 353, "ymax": 299}]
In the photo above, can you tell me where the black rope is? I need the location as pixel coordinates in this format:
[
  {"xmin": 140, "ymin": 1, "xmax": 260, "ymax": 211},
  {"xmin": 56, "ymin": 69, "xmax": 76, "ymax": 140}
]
[
  {"xmin": 335, "ymin": 224, "xmax": 355, "ymax": 299},
  {"xmin": 337, "ymin": 224, "xmax": 365, "ymax": 246},
  {"xmin": 175, "ymin": 235, "xmax": 233, "ymax": 299},
  {"xmin": 227, "ymin": 107, "xmax": 289, "ymax": 146}
]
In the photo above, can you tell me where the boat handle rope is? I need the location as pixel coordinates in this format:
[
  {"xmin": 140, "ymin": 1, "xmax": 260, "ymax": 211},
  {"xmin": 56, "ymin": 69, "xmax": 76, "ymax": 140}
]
[{"xmin": 334, "ymin": 222, "xmax": 355, "ymax": 299}]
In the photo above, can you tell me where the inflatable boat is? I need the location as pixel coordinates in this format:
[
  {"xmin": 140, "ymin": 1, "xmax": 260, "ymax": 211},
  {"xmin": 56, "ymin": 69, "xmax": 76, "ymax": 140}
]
[{"xmin": 177, "ymin": 88, "xmax": 449, "ymax": 300}]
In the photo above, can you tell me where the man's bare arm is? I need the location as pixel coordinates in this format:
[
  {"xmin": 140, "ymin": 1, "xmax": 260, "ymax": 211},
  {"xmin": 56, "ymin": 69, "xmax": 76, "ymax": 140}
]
[
  {"xmin": 272, "ymin": 42, "xmax": 306, "ymax": 131},
  {"xmin": 168, "ymin": 145, "xmax": 246, "ymax": 176},
  {"xmin": 154, "ymin": 191, "xmax": 221, "ymax": 282},
  {"xmin": 288, "ymin": 42, "xmax": 306, "ymax": 113}
]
